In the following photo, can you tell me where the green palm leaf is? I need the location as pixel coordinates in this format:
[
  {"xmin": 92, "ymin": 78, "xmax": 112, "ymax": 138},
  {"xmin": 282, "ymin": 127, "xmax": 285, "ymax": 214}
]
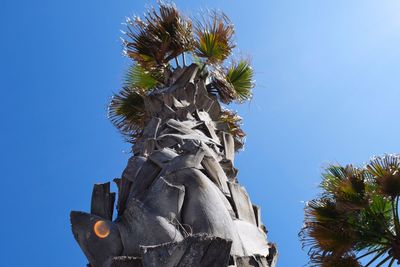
[
  {"xmin": 194, "ymin": 11, "xmax": 235, "ymax": 64},
  {"xmin": 108, "ymin": 87, "xmax": 146, "ymax": 141},
  {"xmin": 226, "ymin": 60, "xmax": 254, "ymax": 102},
  {"xmin": 124, "ymin": 64, "xmax": 160, "ymax": 90},
  {"xmin": 301, "ymin": 155, "xmax": 400, "ymax": 267},
  {"xmin": 355, "ymin": 194, "xmax": 393, "ymax": 249}
]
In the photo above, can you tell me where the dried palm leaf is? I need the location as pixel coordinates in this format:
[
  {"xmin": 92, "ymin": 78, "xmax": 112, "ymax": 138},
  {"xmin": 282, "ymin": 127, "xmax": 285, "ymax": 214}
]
[
  {"xmin": 210, "ymin": 67, "xmax": 236, "ymax": 103},
  {"xmin": 124, "ymin": 3, "xmax": 193, "ymax": 70},
  {"xmin": 301, "ymin": 199, "xmax": 356, "ymax": 254},
  {"xmin": 219, "ymin": 109, "xmax": 245, "ymax": 142}
]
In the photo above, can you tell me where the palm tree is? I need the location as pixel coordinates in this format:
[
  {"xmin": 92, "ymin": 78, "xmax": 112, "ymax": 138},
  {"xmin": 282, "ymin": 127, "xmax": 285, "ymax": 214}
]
[
  {"xmin": 300, "ymin": 154, "xmax": 400, "ymax": 267},
  {"xmin": 70, "ymin": 3, "xmax": 277, "ymax": 267}
]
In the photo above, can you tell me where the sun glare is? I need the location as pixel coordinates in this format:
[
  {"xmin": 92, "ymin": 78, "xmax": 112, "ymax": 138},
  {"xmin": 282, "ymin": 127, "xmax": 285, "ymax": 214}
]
[{"xmin": 93, "ymin": 220, "xmax": 110, "ymax": 238}]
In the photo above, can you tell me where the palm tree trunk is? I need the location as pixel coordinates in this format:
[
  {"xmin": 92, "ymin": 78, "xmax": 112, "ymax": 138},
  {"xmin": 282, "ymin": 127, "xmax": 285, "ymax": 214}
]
[{"xmin": 71, "ymin": 64, "xmax": 277, "ymax": 267}]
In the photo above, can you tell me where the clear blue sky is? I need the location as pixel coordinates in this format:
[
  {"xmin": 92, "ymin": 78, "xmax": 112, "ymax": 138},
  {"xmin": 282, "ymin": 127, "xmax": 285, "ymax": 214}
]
[{"xmin": 1, "ymin": 0, "xmax": 400, "ymax": 266}]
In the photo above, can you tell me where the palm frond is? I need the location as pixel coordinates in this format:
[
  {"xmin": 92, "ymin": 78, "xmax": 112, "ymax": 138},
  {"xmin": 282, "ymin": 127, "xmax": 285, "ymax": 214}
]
[
  {"xmin": 304, "ymin": 199, "xmax": 340, "ymax": 224},
  {"xmin": 301, "ymin": 198, "xmax": 356, "ymax": 254},
  {"xmin": 155, "ymin": 3, "xmax": 194, "ymax": 54},
  {"xmin": 367, "ymin": 154, "xmax": 400, "ymax": 197},
  {"xmin": 108, "ymin": 87, "xmax": 146, "ymax": 141},
  {"xmin": 321, "ymin": 165, "xmax": 368, "ymax": 211},
  {"xmin": 124, "ymin": 3, "xmax": 193, "ymax": 69},
  {"xmin": 302, "ymin": 155, "xmax": 400, "ymax": 266},
  {"xmin": 124, "ymin": 64, "xmax": 161, "ymax": 90},
  {"xmin": 194, "ymin": 11, "xmax": 235, "ymax": 64},
  {"xmin": 124, "ymin": 16, "xmax": 158, "ymax": 67},
  {"xmin": 355, "ymin": 194, "xmax": 393, "ymax": 249},
  {"xmin": 226, "ymin": 60, "xmax": 254, "ymax": 102},
  {"xmin": 310, "ymin": 253, "xmax": 362, "ymax": 267}
]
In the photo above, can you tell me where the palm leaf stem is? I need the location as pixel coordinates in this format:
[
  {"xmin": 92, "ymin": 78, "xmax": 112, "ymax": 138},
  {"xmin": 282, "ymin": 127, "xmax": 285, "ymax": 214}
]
[
  {"xmin": 395, "ymin": 196, "xmax": 400, "ymax": 235},
  {"xmin": 358, "ymin": 219, "xmax": 394, "ymax": 241},
  {"xmin": 376, "ymin": 255, "xmax": 392, "ymax": 267},
  {"xmin": 388, "ymin": 257, "xmax": 395, "ymax": 267},
  {"xmin": 365, "ymin": 228, "xmax": 395, "ymax": 243},
  {"xmin": 199, "ymin": 62, "xmax": 207, "ymax": 73},
  {"xmin": 384, "ymin": 224, "xmax": 397, "ymax": 240},
  {"xmin": 356, "ymin": 248, "xmax": 385, "ymax": 261},
  {"xmin": 391, "ymin": 197, "xmax": 400, "ymax": 236},
  {"xmin": 377, "ymin": 205, "xmax": 397, "ymax": 239},
  {"xmin": 182, "ymin": 52, "xmax": 186, "ymax": 66},
  {"xmin": 364, "ymin": 249, "xmax": 388, "ymax": 267},
  {"xmin": 370, "ymin": 241, "xmax": 392, "ymax": 247}
]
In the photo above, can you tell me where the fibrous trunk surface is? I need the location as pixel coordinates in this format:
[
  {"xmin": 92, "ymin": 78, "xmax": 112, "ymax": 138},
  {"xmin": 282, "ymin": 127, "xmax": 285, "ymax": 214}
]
[{"xmin": 71, "ymin": 64, "xmax": 278, "ymax": 267}]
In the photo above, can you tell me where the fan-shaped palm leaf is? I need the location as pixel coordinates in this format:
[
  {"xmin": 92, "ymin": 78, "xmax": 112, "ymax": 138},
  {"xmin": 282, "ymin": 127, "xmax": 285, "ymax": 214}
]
[
  {"xmin": 302, "ymin": 199, "xmax": 356, "ymax": 254},
  {"xmin": 321, "ymin": 165, "xmax": 368, "ymax": 211},
  {"xmin": 355, "ymin": 194, "xmax": 393, "ymax": 249},
  {"xmin": 108, "ymin": 87, "xmax": 146, "ymax": 141},
  {"xmin": 226, "ymin": 60, "xmax": 254, "ymax": 102},
  {"xmin": 124, "ymin": 64, "xmax": 161, "ymax": 90},
  {"xmin": 194, "ymin": 11, "xmax": 235, "ymax": 64},
  {"xmin": 302, "ymin": 155, "xmax": 400, "ymax": 266},
  {"xmin": 152, "ymin": 3, "xmax": 193, "ymax": 53},
  {"xmin": 367, "ymin": 154, "xmax": 400, "ymax": 197},
  {"xmin": 310, "ymin": 253, "xmax": 362, "ymax": 267},
  {"xmin": 124, "ymin": 3, "xmax": 193, "ymax": 69}
]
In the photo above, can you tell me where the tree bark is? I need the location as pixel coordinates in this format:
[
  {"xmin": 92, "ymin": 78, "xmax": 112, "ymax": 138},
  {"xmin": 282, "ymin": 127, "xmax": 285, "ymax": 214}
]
[{"xmin": 71, "ymin": 64, "xmax": 278, "ymax": 267}]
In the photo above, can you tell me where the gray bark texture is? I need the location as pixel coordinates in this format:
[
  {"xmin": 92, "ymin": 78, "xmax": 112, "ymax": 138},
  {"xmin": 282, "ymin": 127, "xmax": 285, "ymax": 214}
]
[{"xmin": 71, "ymin": 64, "xmax": 278, "ymax": 267}]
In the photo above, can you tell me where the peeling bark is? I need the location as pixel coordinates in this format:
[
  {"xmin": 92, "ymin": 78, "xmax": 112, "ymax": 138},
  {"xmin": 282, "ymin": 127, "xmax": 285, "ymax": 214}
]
[{"xmin": 71, "ymin": 64, "xmax": 277, "ymax": 267}]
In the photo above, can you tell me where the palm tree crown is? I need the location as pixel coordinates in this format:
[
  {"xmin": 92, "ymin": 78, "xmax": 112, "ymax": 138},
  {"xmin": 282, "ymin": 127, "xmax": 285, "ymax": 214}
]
[
  {"xmin": 108, "ymin": 2, "xmax": 254, "ymax": 144},
  {"xmin": 300, "ymin": 154, "xmax": 400, "ymax": 267}
]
